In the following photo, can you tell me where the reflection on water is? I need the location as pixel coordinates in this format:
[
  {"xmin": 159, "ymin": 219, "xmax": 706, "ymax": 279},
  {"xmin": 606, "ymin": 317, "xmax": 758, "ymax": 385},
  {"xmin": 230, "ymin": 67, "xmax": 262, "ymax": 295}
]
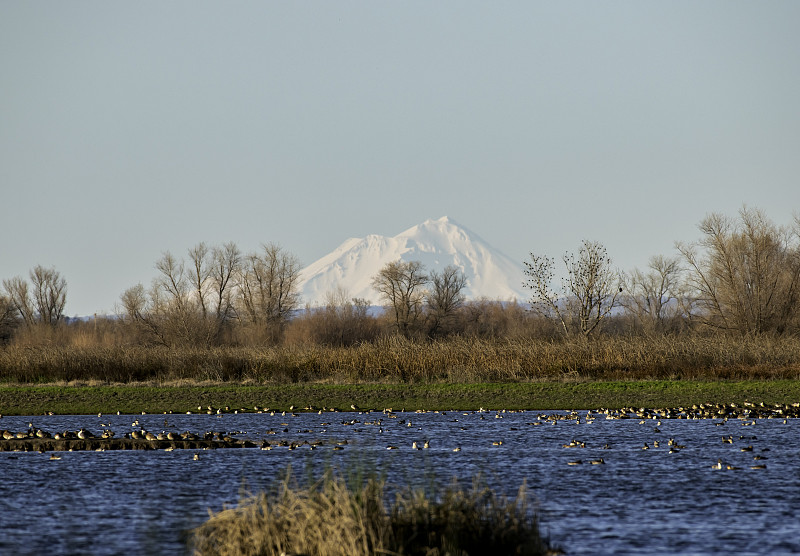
[{"xmin": 1, "ymin": 410, "xmax": 799, "ymax": 555}]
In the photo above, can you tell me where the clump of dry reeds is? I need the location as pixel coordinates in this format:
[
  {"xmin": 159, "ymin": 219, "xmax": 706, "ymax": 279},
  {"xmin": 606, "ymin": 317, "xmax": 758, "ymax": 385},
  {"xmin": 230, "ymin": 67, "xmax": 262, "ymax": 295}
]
[{"xmin": 190, "ymin": 471, "xmax": 550, "ymax": 556}]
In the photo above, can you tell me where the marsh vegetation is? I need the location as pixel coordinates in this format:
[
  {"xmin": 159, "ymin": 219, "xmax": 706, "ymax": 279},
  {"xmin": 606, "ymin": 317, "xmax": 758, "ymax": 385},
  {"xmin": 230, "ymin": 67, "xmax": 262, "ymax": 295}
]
[
  {"xmin": 190, "ymin": 468, "xmax": 553, "ymax": 556},
  {"xmin": 0, "ymin": 334, "xmax": 798, "ymax": 386}
]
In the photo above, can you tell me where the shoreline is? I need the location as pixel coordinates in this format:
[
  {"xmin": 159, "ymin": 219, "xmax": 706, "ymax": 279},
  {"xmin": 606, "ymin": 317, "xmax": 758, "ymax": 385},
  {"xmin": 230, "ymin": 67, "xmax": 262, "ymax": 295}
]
[{"xmin": 3, "ymin": 379, "xmax": 800, "ymax": 415}]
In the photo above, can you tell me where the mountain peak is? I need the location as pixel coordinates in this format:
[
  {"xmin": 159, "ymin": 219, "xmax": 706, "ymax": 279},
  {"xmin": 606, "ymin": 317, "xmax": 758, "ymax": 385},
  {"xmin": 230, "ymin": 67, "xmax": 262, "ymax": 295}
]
[{"xmin": 298, "ymin": 218, "xmax": 526, "ymax": 307}]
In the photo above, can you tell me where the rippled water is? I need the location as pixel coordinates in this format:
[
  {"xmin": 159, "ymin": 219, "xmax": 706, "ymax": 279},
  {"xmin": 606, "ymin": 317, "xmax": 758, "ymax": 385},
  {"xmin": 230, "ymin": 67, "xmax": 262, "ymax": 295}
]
[{"xmin": 1, "ymin": 410, "xmax": 798, "ymax": 555}]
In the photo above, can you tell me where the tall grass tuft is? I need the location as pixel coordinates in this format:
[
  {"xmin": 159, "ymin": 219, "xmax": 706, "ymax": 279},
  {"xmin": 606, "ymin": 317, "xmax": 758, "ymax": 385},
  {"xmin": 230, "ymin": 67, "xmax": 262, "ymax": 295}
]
[{"xmin": 190, "ymin": 471, "xmax": 552, "ymax": 556}]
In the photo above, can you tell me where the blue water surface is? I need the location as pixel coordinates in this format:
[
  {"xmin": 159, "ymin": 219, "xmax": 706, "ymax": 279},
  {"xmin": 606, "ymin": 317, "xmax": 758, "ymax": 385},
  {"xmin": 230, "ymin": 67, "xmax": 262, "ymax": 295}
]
[{"xmin": 0, "ymin": 410, "xmax": 798, "ymax": 556}]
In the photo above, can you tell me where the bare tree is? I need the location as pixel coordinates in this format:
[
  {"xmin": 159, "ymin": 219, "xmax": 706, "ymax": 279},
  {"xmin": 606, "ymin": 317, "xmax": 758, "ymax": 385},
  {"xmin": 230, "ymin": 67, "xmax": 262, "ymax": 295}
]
[
  {"xmin": 150, "ymin": 250, "xmax": 213, "ymax": 345},
  {"xmin": 372, "ymin": 260, "xmax": 428, "ymax": 337},
  {"xmin": 2, "ymin": 276, "xmax": 35, "ymax": 327},
  {"xmin": 119, "ymin": 243, "xmax": 244, "ymax": 346},
  {"xmin": 237, "ymin": 243, "xmax": 302, "ymax": 340},
  {"xmin": 317, "ymin": 287, "xmax": 376, "ymax": 346},
  {"xmin": 154, "ymin": 251, "xmax": 191, "ymax": 312},
  {"xmin": 676, "ymin": 207, "xmax": 800, "ymax": 334},
  {"xmin": 119, "ymin": 283, "xmax": 167, "ymax": 345},
  {"xmin": 426, "ymin": 265, "xmax": 467, "ymax": 337},
  {"xmin": 188, "ymin": 242, "xmax": 211, "ymax": 318},
  {"xmin": 0, "ymin": 293, "xmax": 20, "ymax": 342},
  {"xmin": 209, "ymin": 242, "xmax": 242, "ymax": 326},
  {"xmin": 2, "ymin": 265, "xmax": 67, "ymax": 327},
  {"xmin": 622, "ymin": 255, "xmax": 687, "ymax": 333},
  {"xmin": 524, "ymin": 240, "xmax": 622, "ymax": 339},
  {"xmin": 187, "ymin": 241, "xmax": 241, "ymax": 337}
]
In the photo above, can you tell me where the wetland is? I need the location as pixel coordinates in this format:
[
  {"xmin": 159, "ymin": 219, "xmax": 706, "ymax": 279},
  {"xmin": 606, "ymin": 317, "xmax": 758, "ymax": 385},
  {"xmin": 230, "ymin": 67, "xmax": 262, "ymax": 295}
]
[{"xmin": 1, "ymin": 406, "xmax": 799, "ymax": 555}]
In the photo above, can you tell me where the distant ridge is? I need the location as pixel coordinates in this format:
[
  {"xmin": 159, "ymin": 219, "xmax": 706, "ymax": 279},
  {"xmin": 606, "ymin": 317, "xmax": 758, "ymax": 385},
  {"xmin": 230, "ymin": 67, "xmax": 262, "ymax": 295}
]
[{"xmin": 298, "ymin": 216, "xmax": 527, "ymax": 307}]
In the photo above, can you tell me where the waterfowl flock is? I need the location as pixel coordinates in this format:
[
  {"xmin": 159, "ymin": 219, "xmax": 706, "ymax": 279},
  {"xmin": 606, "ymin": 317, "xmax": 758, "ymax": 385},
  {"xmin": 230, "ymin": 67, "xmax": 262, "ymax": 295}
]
[{"xmin": 0, "ymin": 401, "xmax": 795, "ymax": 473}]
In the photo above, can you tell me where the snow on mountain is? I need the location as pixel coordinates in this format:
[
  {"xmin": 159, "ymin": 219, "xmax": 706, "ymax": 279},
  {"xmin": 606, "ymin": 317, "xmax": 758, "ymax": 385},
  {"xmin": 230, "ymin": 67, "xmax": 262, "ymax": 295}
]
[{"xmin": 298, "ymin": 216, "xmax": 527, "ymax": 307}]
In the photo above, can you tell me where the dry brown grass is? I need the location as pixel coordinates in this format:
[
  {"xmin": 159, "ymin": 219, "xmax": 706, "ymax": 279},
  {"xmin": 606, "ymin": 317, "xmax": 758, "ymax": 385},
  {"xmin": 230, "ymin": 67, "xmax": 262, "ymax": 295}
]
[
  {"xmin": 1, "ymin": 335, "xmax": 799, "ymax": 384},
  {"xmin": 190, "ymin": 471, "xmax": 550, "ymax": 556}
]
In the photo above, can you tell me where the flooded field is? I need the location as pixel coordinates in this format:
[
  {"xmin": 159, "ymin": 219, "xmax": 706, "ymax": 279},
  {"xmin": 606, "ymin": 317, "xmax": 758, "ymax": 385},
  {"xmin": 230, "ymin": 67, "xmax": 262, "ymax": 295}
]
[{"xmin": 1, "ymin": 408, "xmax": 798, "ymax": 555}]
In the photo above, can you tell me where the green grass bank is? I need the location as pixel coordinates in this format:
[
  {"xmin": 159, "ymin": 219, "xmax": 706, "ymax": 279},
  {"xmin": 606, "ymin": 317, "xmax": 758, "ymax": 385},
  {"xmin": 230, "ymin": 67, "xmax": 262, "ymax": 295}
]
[{"xmin": 3, "ymin": 380, "xmax": 800, "ymax": 415}]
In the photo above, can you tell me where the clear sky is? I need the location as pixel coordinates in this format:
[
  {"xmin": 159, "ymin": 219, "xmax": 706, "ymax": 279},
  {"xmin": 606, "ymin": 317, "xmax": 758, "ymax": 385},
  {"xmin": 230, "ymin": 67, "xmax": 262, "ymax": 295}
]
[{"xmin": 2, "ymin": 2, "xmax": 799, "ymax": 317}]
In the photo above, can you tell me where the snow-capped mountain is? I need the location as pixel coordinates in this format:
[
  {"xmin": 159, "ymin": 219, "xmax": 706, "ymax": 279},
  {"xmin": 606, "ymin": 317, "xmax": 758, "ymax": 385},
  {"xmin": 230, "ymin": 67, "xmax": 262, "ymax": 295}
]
[{"xmin": 298, "ymin": 216, "xmax": 527, "ymax": 307}]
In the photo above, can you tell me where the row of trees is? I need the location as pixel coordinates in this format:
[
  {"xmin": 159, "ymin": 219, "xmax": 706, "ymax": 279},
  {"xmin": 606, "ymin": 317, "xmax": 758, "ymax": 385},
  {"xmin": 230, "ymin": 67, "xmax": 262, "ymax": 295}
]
[
  {"xmin": 523, "ymin": 207, "xmax": 800, "ymax": 338},
  {"xmin": 119, "ymin": 242, "xmax": 301, "ymax": 346},
  {"xmin": 2, "ymin": 207, "xmax": 799, "ymax": 346}
]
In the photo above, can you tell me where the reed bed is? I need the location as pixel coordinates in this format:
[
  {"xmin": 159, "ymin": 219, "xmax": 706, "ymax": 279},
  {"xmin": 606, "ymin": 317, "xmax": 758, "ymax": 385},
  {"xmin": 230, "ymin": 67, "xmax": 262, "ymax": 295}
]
[
  {"xmin": 190, "ymin": 471, "xmax": 551, "ymax": 556},
  {"xmin": 1, "ymin": 335, "xmax": 799, "ymax": 384}
]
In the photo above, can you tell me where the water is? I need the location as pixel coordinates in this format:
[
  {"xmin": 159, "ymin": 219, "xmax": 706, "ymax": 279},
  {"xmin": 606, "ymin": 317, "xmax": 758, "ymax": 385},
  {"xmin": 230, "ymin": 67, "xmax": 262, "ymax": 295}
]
[{"xmin": 1, "ymin": 410, "xmax": 798, "ymax": 555}]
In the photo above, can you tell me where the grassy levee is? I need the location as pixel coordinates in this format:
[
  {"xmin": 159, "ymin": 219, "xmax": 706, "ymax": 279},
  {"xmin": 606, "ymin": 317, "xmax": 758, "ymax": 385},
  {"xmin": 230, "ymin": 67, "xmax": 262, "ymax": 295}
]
[
  {"xmin": 1, "ymin": 335, "xmax": 799, "ymax": 414},
  {"xmin": 190, "ymin": 470, "xmax": 553, "ymax": 556},
  {"xmin": 2, "ymin": 381, "xmax": 800, "ymax": 416}
]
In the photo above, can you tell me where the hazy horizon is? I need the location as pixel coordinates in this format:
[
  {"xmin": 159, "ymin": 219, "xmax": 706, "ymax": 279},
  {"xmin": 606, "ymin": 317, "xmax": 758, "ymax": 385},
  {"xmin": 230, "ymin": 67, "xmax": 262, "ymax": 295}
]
[{"xmin": 2, "ymin": 2, "xmax": 799, "ymax": 316}]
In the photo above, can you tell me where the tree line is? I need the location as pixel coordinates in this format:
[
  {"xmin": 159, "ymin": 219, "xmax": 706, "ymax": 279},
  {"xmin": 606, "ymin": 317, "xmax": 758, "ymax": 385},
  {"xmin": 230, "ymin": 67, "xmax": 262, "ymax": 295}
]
[{"xmin": 2, "ymin": 206, "xmax": 799, "ymax": 347}]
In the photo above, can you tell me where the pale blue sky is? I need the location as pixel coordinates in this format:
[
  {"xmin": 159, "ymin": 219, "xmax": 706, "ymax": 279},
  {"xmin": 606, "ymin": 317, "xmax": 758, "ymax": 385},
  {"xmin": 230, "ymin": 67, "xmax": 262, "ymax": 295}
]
[{"xmin": 2, "ymin": 2, "xmax": 799, "ymax": 316}]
